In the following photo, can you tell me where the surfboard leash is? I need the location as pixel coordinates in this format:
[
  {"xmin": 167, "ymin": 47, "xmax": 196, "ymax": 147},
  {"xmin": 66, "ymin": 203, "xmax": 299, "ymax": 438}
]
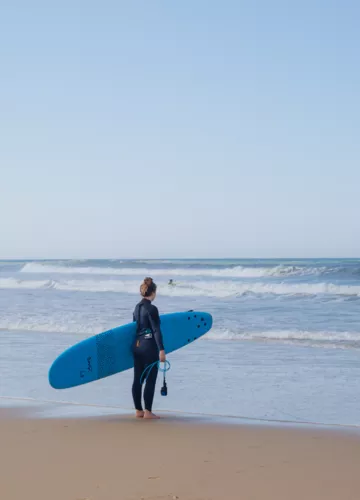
[{"xmin": 140, "ymin": 360, "xmax": 171, "ymax": 396}]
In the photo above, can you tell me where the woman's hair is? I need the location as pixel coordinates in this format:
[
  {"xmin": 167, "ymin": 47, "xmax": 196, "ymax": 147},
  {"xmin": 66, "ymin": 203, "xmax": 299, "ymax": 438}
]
[{"xmin": 140, "ymin": 277, "xmax": 157, "ymax": 298}]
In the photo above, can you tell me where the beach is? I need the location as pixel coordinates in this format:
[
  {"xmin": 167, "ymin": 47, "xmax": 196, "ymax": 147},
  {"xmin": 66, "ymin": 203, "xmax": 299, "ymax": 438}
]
[
  {"xmin": 1, "ymin": 258, "xmax": 360, "ymax": 499},
  {"xmin": 1, "ymin": 406, "xmax": 360, "ymax": 500}
]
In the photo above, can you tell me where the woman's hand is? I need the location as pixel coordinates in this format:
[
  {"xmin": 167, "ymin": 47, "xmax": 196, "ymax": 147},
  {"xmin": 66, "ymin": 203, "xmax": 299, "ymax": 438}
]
[{"xmin": 159, "ymin": 350, "xmax": 166, "ymax": 363}]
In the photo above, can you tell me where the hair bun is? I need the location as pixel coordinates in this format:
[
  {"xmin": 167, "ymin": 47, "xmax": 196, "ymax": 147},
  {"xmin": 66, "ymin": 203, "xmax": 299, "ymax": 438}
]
[{"xmin": 140, "ymin": 277, "xmax": 157, "ymax": 298}]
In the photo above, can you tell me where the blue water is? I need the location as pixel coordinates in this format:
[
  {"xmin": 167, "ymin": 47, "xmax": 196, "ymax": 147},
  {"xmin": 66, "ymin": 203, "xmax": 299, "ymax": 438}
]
[{"xmin": 1, "ymin": 258, "xmax": 360, "ymax": 425}]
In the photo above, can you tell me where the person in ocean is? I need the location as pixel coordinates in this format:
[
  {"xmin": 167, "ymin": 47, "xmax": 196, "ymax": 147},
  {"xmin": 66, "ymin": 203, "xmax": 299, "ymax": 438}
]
[
  {"xmin": 168, "ymin": 279, "xmax": 175, "ymax": 286},
  {"xmin": 132, "ymin": 277, "xmax": 166, "ymax": 419}
]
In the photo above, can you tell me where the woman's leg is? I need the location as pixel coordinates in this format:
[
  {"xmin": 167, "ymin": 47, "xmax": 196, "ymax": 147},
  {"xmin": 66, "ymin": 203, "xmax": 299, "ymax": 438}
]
[
  {"xmin": 132, "ymin": 353, "xmax": 144, "ymax": 416},
  {"xmin": 143, "ymin": 362, "xmax": 159, "ymax": 416}
]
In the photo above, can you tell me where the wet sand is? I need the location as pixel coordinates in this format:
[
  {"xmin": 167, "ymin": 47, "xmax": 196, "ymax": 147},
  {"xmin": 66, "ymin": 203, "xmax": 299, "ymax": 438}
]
[{"xmin": 1, "ymin": 408, "xmax": 360, "ymax": 500}]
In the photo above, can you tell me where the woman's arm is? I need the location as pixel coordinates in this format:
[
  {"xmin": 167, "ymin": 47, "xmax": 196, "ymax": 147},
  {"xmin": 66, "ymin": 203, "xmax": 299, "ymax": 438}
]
[{"xmin": 148, "ymin": 306, "xmax": 165, "ymax": 354}]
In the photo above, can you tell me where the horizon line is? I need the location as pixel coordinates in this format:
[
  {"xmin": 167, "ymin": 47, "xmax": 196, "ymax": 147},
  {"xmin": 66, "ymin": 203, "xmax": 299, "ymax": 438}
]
[{"xmin": 1, "ymin": 257, "xmax": 360, "ymax": 261}]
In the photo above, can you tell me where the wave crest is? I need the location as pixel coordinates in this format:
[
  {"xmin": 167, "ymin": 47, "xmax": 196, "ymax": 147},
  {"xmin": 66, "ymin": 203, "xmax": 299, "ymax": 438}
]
[
  {"xmin": 1, "ymin": 318, "xmax": 360, "ymax": 349},
  {"xmin": 20, "ymin": 262, "xmax": 348, "ymax": 278},
  {"xmin": 2, "ymin": 277, "xmax": 360, "ymax": 298},
  {"xmin": 206, "ymin": 328, "xmax": 360, "ymax": 348}
]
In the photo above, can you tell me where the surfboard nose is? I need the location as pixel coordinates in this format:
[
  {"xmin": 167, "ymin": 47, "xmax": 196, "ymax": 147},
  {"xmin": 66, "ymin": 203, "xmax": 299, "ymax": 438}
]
[
  {"xmin": 201, "ymin": 312, "xmax": 212, "ymax": 330},
  {"xmin": 206, "ymin": 312, "xmax": 213, "ymax": 329},
  {"xmin": 195, "ymin": 312, "xmax": 213, "ymax": 334}
]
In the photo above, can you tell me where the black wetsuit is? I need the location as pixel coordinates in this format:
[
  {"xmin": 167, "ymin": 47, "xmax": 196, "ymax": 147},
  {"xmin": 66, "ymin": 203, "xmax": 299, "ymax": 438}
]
[{"xmin": 132, "ymin": 298, "xmax": 164, "ymax": 412}]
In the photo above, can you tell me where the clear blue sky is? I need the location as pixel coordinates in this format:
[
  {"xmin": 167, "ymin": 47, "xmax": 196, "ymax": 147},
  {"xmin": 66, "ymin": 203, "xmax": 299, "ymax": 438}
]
[{"xmin": 1, "ymin": 0, "xmax": 359, "ymax": 259}]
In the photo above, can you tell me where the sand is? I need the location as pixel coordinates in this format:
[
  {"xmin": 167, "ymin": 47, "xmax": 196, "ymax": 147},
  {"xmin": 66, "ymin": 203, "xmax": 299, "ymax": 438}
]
[{"xmin": 1, "ymin": 408, "xmax": 360, "ymax": 500}]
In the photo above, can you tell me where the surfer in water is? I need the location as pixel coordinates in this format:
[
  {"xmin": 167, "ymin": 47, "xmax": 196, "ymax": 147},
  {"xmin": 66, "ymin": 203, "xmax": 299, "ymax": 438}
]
[
  {"xmin": 168, "ymin": 279, "xmax": 175, "ymax": 286},
  {"xmin": 132, "ymin": 277, "xmax": 166, "ymax": 419}
]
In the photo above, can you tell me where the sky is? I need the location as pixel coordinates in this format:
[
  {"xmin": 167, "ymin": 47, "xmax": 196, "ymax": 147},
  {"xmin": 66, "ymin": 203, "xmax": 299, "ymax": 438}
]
[{"xmin": 1, "ymin": 0, "xmax": 359, "ymax": 259}]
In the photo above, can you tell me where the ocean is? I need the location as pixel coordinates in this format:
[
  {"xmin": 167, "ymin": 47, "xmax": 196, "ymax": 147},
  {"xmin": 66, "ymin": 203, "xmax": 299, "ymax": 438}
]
[{"xmin": 1, "ymin": 258, "xmax": 360, "ymax": 425}]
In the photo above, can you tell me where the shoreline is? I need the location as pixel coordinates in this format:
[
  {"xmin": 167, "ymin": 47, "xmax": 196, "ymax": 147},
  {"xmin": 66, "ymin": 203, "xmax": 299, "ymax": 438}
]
[
  {"xmin": 1, "ymin": 405, "xmax": 360, "ymax": 500},
  {"xmin": 2, "ymin": 396, "xmax": 360, "ymax": 431}
]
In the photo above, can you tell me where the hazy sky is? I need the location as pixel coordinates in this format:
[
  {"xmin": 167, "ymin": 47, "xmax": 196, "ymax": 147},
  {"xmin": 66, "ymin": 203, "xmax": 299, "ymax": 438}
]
[{"xmin": 1, "ymin": 1, "xmax": 359, "ymax": 259}]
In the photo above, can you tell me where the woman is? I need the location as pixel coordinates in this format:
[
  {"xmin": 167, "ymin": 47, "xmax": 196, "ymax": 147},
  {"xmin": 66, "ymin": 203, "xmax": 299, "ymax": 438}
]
[{"xmin": 132, "ymin": 277, "xmax": 166, "ymax": 419}]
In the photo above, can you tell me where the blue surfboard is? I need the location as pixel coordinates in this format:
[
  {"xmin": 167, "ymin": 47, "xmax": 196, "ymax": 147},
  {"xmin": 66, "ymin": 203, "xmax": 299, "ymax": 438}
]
[{"xmin": 49, "ymin": 311, "xmax": 212, "ymax": 389}]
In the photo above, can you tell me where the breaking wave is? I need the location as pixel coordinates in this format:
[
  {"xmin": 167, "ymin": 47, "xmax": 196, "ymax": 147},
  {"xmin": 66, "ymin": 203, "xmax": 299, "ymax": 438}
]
[
  {"xmin": 1, "ymin": 316, "xmax": 360, "ymax": 349},
  {"xmin": 206, "ymin": 328, "xmax": 360, "ymax": 348},
  {"xmin": 2, "ymin": 277, "xmax": 360, "ymax": 298},
  {"xmin": 19, "ymin": 261, "xmax": 360, "ymax": 278}
]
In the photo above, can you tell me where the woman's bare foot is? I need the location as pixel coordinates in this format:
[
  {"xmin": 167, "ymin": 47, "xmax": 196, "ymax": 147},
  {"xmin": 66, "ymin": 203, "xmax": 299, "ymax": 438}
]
[
  {"xmin": 135, "ymin": 410, "xmax": 144, "ymax": 418},
  {"xmin": 143, "ymin": 410, "xmax": 160, "ymax": 419}
]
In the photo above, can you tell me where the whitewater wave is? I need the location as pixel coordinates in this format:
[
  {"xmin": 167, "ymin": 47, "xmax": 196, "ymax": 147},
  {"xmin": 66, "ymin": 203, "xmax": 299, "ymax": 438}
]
[
  {"xmin": 206, "ymin": 329, "xmax": 360, "ymax": 348},
  {"xmin": 1, "ymin": 317, "xmax": 360, "ymax": 349},
  {"xmin": 2, "ymin": 277, "xmax": 360, "ymax": 298},
  {"xmin": 19, "ymin": 262, "xmax": 350, "ymax": 278},
  {"xmin": 0, "ymin": 317, "xmax": 101, "ymax": 335},
  {"xmin": 20, "ymin": 261, "xmax": 275, "ymax": 277},
  {"xmin": 0, "ymin": 278, "xmax": 54, "ymax": 290}
]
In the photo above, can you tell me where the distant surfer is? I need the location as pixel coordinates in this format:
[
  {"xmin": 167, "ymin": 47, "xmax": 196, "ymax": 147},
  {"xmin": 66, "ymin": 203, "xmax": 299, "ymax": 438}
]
[
  {"xmin": 168, "ymin": 279, "xmax": 175, "ymax": 286},
  {"xmin": 132, "ymin": 277, "xmax": 166, "ymax": 419}
]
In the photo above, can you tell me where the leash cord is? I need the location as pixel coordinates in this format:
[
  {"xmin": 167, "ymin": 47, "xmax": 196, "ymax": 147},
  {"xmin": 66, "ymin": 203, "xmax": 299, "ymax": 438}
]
[{"xmin": 140, "ymin": 360, "xmax": 171, "ymax": 385}]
